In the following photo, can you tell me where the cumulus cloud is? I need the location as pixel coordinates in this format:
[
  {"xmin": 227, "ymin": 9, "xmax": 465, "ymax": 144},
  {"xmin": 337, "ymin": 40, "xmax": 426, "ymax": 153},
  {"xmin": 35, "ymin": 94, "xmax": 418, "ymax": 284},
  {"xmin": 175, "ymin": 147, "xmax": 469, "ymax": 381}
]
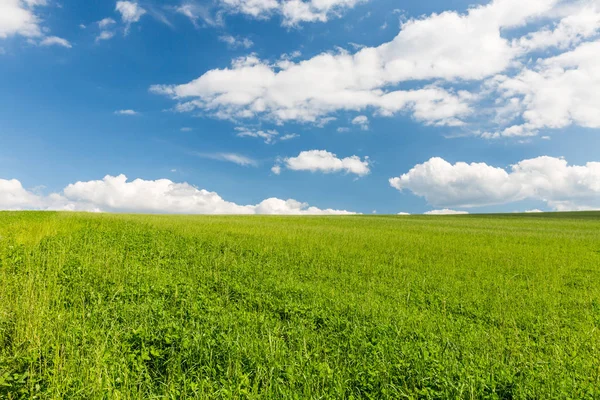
[
  {"xmin": 390, "ymin": 156, "xmax": 600, "ymax": 211},
  {"xmin": 0, "ymin": 0, "xmax": 44, "ymax": 39},
  {"xmin": 0, "ymin": 178, "xmax": 99, "ymax": 212},
  {"xmin": 424, "ymin": 209, "xmax": 469, "ymax": 215},
  {"xmin": 150, "ymin": 53, "xmax": 473, "ymax": 126},
  {"xmin": 513, "ymin": 2, "xmax": 600, "ymax": 52},
  {"xmin": 0, "ymin": 175, "xmax": 356, "ymax": 215},
  {"xmin": 487, "ymin": 39, "xmax": 600, "ymax": 138},
  {"xmin": 216, "ymin": 0, "xmax": 364, "ymax": 26},
  {"xmin": 352, "ymin": 115, "xmax": 369, "ymax": 130},
  {"xmin": 116, "ymin": 1, "xmax": 146, "ymax": 32},
  {"xmin": 39, "ymin": 36, "xmax": 72, "ymax": 48},
  {"xmin": 151, "ymin": 0, "xmax": 600, "ymax": 139},
  {"xmin": 151, "ymin": 0, "xmax": 554, "ymax": 126},
  {"xmin": 275, "ymin": 150, "xmax": 370, "ymax": 176},
  {"xmin": 0, "ymin": 0, "xmax": 72, "ymax": 48}
]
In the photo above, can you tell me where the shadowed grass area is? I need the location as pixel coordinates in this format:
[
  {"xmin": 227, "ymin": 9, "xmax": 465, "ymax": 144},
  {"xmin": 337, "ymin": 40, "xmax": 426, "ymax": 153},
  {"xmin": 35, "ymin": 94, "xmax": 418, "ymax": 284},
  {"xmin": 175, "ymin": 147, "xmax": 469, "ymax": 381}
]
[{"xmin": 1, "ymin": 211, "xmax": 599, "ymax": 398}]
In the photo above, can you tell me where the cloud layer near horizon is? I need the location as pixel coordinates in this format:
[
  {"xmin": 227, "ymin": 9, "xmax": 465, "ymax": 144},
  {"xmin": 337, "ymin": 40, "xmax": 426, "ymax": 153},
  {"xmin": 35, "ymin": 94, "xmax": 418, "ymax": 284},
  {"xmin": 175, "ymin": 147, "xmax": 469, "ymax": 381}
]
[
  {"xmin": 0, "ymin": 175, "xmax": 356, "ymax": 215},
  {"xmin": 390, "ymin": 156, "xmax": 600, "ymax": 211}
]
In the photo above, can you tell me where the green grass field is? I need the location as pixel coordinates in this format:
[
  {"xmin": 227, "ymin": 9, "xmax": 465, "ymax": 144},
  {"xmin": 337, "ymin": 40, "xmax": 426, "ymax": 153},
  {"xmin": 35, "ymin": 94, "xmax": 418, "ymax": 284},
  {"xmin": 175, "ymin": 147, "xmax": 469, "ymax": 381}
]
[{"xmin": 1, "ymin": 211, "xmax": 599, "ymax": 399}]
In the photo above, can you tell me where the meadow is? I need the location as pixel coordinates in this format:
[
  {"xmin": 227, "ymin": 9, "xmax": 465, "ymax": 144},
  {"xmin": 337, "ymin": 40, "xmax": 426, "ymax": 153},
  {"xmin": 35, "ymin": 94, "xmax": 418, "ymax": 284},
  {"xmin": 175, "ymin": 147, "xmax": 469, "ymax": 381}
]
[{"xmin": 0, "ymin": 211, "xmax": 599, "ymax": 399}]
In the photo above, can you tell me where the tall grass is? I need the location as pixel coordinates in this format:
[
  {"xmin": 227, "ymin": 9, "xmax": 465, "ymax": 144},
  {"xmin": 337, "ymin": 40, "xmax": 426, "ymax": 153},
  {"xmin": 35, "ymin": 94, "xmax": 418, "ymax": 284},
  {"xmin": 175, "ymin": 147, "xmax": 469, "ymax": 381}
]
[{"xmin": 1, "ymin": 211, "xmax": 599, "ymax": 398}]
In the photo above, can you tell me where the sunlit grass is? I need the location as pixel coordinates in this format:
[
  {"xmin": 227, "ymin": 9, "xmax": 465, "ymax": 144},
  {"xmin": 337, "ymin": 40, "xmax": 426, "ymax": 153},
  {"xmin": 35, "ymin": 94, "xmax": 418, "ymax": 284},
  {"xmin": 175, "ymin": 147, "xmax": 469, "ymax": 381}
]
[{"xmin": 1, "ymin": 211, "xmax": 599, "ymax": 398}]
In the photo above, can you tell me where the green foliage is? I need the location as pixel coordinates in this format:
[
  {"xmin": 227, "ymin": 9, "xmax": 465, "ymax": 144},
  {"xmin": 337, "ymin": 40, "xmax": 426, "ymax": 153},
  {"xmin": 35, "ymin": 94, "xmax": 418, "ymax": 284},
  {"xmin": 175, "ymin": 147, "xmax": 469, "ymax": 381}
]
[{"xmin": 1, "ymin": 211, "xmax": 600, "ymax": 399}]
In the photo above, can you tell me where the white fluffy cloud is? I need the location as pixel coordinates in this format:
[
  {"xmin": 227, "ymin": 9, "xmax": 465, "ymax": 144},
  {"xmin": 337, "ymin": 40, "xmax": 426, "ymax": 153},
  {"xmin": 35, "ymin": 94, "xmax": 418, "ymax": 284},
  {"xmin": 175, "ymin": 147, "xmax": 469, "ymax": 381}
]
[
  {"xmin": 0, "ymin": 179, "xmax": 99, "ymax": 212},
  {"xmin": 150, "ymin": 53, "xmax": 473, "ymax": 125},
  {"xmin": 274, "ymin": 150, "xmax": 370, "ymax": 176},
  {"xmin": 116, "ymin": 1, "xmax": 146, "ymax": 31},
  {"xmin": 218, "ymin": 0, "xmax": 364, "ymax": 26},
  {"xmin": 152, "ymin": 0, "xmax": 600, "ymax": 138},
  {"xmin": 0, "ymin": 0, "xmax": 71, "ymax": 48},
  {"xmin": 424, "ymin": 209, "xmax": 469, "ymax": 215},
  {"xmin": 487, "ymin": 38, "xmax": 600, "ymax": 138},
  {"xmin": 390, "ymin": 156, "xmax": 600, "ymax": 211},
  {"xmin": 151, "ymin": 0, "xmax": 555, "ymax": 125},
  {"xmin": 0, "ymin": 0, "xmax": 44, "ymax": 39},
  {"xmin": 0, "ymin": 175, "xmax": 356, "ymax": 215},
  {"xmin": 352, "ymin": 115, "xmax": 369, "ymax": 130}
]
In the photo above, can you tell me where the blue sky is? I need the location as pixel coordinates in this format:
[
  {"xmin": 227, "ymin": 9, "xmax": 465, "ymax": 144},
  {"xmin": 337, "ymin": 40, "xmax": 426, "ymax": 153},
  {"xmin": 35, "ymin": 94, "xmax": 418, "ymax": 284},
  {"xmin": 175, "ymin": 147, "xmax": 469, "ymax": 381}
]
[{"xmin": 1, "ymin": 0, "xmax": 600, "ymax": 215}]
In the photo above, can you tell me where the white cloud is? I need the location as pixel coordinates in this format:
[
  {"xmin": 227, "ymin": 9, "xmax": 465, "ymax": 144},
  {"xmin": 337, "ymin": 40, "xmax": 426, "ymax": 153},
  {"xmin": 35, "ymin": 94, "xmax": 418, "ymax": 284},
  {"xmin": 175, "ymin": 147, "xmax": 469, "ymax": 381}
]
[
  {"xmin": 114, "ymin": 109, "xmax": 138, "ymax": 115},
  {"xmin": 276, "ymin": 149, "xmax": 370, "ymax": 176},
  {"xmin": 488, "ymin": 39, "xmax": 600, "ymax": 138},
  {"xmin": 271, "ymin": 164, "xmax": 282, "ymax": 175},
  {"xmin": 150, "ymin": 53, "xmax": 473, "ymax": 126},
  {"xmin": 98, "ymin": 17, "xmax": 117, "ymax": 28},
  {"xmin": 219, "ymin": 0, "xmax": 279, "ymax": 18},
  {"xmin": 152, "ymin": 0, "xmax": 556, "ymax": 126},
  {"xmin": 181, "ymin": 127, "xmax": 193, "ymax": 132},
  {"xmin": 219, "ymin": 35, "xmax": 253, "ymax": 49},
  {"xmin": 176, "ymin": 3, "xmax": 224, "ymax": 27},
  {"xmin": 116, "ymin": 1, "xmax": 146, "ymax": 32},
  {"xmin": 0, "ymin": 175, "xmax": 356, "ymax": 215},
  {"xmin": 0, "ymin": 178, "xmax": 44, "ymax": 210},
  {"xmin": 513, "ymin": 2, "xmax": 600, "ymax": 52},
  {"xmin": 390, "ymin": 156, "xmax": 600, "ymax": 211},
  {"xmin": 216, "ymin": 0, "xmax": 363, "ymax": 26},
  {"xmin": 279, "ymin": 0, "xmax": 365, "ymax": 26},
  {"xmin": 96, "ymin": 31, "xmax": 115, "ymax": 42},
  {"xmin": 352, "ymin": 115, "xmax": 369, "ymax": 130},
  {"xmin": 337, "ymin": 127, "xmax": 350, "ymax": 133},
  {"xmin": 151, "ymin": 0, "xmax": 600, "ymax": 138},
  {"xmin": 195, "ymin": 152, "xmax": 258, "ymax": 167},
  {"xmin": 397, "ymin": 212, "xmax": 411, "ymax": 215},
  {"xmin": 253, "ymin": 198, "xmax": 355, "ymax": 215},
  {"xmin": 0, "ymin": 0, "xmax": 44, "ymax": 39},
  {"xmin": 176, "ymin": 0, "xmax": 364, "ymax": 27},
  {"xmin": 235, "ymin": 127, "xmax": 279, "ymax": 144},
  {"xmin": 525, "ymin": 209, "xmax": 544, "ymax": 213},
  {"xmin": 40, "ymin": 36, "xmax": 72, "ymax": 48},
  {"xmin": 280, "ymin": 133, "xmax": 298, "ymax": 141},
  {"xmin": 0, "ymin": 178, "xmax": 99, "ymax": 212},
  {"xmin": 234, "ymin": 127, "xmax": 298, "ymax": 143},
  {"xmin": 0, "ymin": 0, "xmax": 72, "ymax": 49},
  {"xmin": 424, "ymin": 209, "xmax": 469, "ymax": 215}
]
